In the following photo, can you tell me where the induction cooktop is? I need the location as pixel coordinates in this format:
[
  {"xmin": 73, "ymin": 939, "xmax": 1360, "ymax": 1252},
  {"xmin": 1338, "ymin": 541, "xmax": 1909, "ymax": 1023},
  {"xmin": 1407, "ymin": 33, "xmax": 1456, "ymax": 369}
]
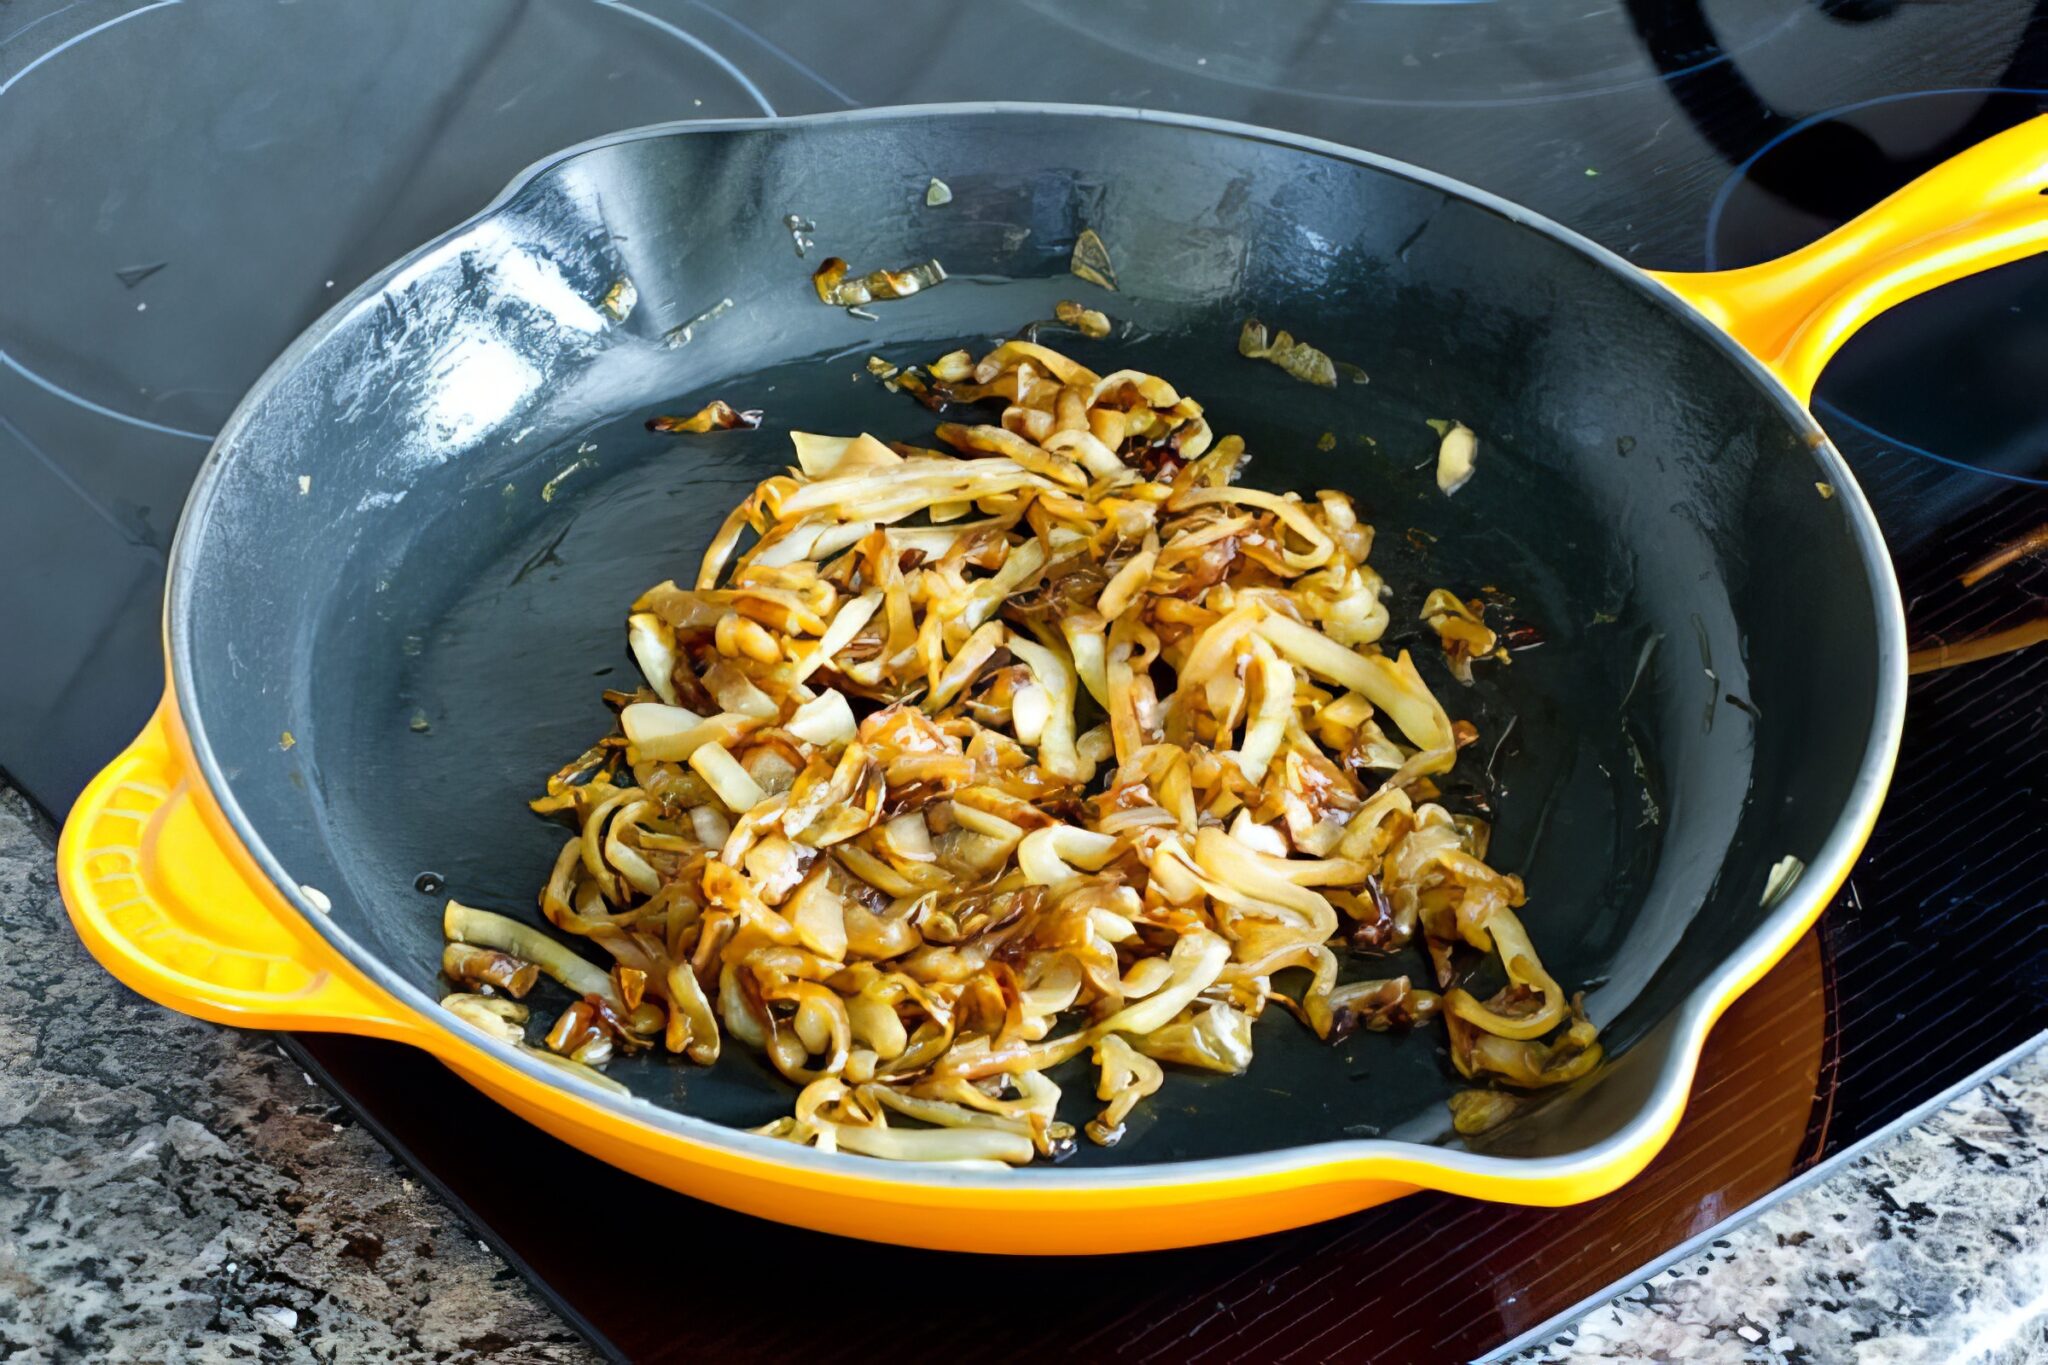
[{"xmin": 4, "ymin": 3, "xmax": 2044, "ymax": 1361}]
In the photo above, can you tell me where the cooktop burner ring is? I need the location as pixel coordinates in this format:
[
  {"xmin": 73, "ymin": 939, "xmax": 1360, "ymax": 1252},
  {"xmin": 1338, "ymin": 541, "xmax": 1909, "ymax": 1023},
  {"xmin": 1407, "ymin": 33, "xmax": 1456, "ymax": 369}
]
[
  {"xmin": 1704, "ymin": 85, "xmax": 2048, "ymax": 488},
  {"xmin": 0, "ymin": 0, "xmax": 790, "ymax": 440},
  {"xmin": 1013, "ymin": 0, "xmax": 1807, "ymax": 110}
]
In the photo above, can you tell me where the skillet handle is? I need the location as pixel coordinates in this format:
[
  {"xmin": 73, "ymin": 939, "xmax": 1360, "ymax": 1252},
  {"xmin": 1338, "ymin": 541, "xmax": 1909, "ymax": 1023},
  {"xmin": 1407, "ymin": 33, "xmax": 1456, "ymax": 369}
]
[
  {"xmin": 1650, "ymin": 114, "xmax": 2048, "ymax": 403},
  {"xmin": 57, "ymin": 696, "xmax": 422, "ymax": 1040}
]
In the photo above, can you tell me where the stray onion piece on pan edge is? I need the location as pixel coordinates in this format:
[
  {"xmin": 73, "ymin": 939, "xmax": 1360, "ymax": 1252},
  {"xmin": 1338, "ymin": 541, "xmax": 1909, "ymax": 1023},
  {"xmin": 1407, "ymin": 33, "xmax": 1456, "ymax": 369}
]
[
  {"xmin": 646, "ymin": 400, "xmax": 763, "ymax": 433},
  {"xmin": 438, "ymin": 339, "xmax": 1602, "ymax": 1162}
]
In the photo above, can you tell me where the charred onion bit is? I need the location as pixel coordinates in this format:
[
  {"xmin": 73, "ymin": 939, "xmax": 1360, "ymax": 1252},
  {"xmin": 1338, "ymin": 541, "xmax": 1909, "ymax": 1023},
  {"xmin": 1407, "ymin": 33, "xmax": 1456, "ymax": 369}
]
[
  {"xmin": 467, "ymin": 337, "xmax": 1599, "ymax": 1162},
  {"xmin": 442, "ymin": 942, "xmax": 540, "ymax": 998},
  {"xmin": 1238, "ymin": 319, "xmax": 1339, "ymax": 388},
  {"xmin": 1421, "ymin": 589, "xmax": 1504, "ymax": 686},
  {"xmin": 813, "ymin": 256, "xmax": 948, "ymax": 307},
  {"xmin": 1054, "ymin": 299, "xmax": 1112, "ymax": 338},
  {"xmin": 647, "ymin": 401, "xmax": 763, "ymax": 434},
  {"xmin": 1070, "ymin": 229, "xmax": 1118, "ymax": 291}
]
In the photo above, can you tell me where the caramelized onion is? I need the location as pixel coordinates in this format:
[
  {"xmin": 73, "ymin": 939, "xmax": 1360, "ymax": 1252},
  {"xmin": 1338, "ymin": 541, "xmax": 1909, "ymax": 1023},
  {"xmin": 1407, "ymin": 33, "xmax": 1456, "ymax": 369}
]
[{"xmin": 489, "ymin": 335, "xmax": 1598, "ymax": 1159}]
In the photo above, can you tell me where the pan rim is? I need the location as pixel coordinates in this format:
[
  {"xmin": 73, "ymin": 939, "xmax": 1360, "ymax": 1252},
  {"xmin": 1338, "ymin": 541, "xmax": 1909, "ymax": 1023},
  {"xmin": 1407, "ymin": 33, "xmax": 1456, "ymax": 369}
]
[{"xmin": 163, "ymin": 102, "xmax": 1909, "ymax": 1196}]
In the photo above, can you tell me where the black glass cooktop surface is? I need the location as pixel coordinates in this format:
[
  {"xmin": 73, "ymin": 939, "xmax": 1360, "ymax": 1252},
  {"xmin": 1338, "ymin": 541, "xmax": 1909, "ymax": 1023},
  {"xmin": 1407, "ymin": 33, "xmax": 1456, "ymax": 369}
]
[{"xmin": 5, "ymin": 3, "xmax": 2043, "ymax": 1360}]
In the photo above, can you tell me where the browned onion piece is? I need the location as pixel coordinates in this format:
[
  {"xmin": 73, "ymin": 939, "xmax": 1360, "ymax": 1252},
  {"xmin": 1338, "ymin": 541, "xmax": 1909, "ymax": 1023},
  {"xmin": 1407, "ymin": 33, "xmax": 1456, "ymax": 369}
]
[
  {"xmin": 1239, "ymin": 318, "xmax": 1339, "ymax": 387},
  {"xmin": 1070, "ymin": 229, "xmax": 1118, "ymax": 291},
  {"xmin": 442, "ymin": 942, "xmax": 540, "ymax": 998},
  {"xmin": 647, "ymin": 401, "xmax": 762, "ymax": 433},
  {"xmin": 813, "ymin": 256, "xmax": 947, "ymax": 307},
  {"xmin": 1055, "ymin": 299, "xmax": 1112, "ymax": 338}
]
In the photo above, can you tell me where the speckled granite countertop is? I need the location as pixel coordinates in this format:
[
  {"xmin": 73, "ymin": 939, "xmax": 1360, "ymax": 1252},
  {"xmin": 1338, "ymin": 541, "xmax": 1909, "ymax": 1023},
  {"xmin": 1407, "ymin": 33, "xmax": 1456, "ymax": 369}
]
[
  {"xmin": 1504, "ymin": 1046, "xmax": 2048, "ymax": 1364},
  {"xmin": 0, "ymin": 788, "xmax": 595, "ymax": 1364},
  {"xmin": 3, "ymin": 781, "xmax": 2042, "ymax": 1363}
]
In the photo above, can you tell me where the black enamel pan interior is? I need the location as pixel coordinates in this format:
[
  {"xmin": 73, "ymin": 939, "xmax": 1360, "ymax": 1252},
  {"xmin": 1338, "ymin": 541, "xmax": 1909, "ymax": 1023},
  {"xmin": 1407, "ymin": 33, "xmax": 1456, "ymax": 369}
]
[{"xmin": 167, "ymin": 106, "xmax": 1902, "ymax": 1168}]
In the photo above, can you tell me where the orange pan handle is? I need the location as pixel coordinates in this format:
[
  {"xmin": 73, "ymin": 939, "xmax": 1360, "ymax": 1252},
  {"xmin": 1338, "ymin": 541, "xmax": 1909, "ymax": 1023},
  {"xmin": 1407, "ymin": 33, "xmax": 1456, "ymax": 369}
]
[
  {"xmin": 57, "ymin": 694, "xmax": 423, "ymax": 1041},
  {"xmin": 1651, "ymin": 114, "xmax": 2048, "ymax": 403}
]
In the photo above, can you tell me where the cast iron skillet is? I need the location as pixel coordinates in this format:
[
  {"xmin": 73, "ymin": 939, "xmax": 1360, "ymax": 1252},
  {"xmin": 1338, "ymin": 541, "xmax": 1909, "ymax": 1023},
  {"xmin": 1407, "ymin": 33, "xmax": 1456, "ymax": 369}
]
[{"xmin": 66, "ymin": 104, "xmax": 1965, "ymax": 1252}]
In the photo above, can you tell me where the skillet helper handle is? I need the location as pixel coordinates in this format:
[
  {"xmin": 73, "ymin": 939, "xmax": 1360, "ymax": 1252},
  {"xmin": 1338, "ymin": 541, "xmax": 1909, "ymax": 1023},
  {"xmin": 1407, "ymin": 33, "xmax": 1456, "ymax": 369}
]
[
  {"xmin": 57, "ymin": 697, "xmax": 419, "ymax": 1039},
  {"xmin": 1651, "ymin": 114, "xmax": 2048, "ymax": 403}
]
